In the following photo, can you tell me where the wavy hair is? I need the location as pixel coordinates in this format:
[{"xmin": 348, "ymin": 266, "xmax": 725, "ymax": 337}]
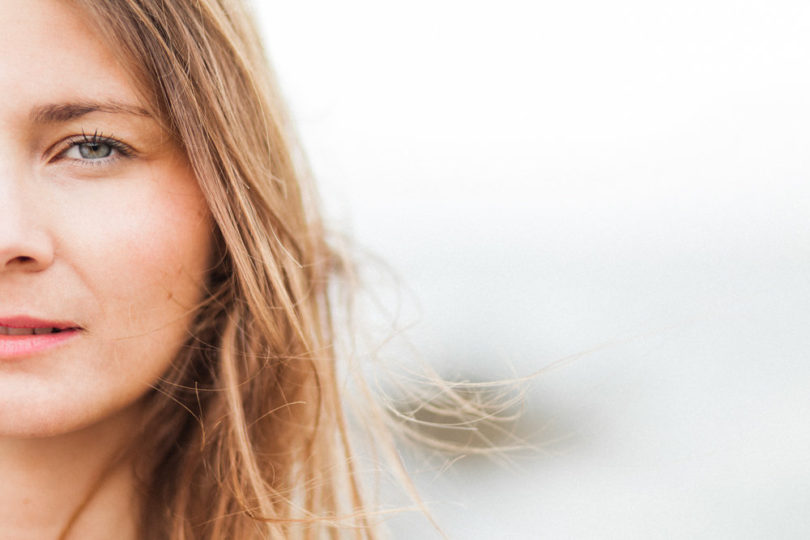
[{"xmin": 66, "ymin": 0, "xmax": 380, "ymax": 537}]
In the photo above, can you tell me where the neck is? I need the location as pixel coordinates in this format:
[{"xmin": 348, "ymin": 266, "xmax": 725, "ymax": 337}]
[{"xmin": 0, "ymin": 407, "xmax": 141, "ymax": 540}]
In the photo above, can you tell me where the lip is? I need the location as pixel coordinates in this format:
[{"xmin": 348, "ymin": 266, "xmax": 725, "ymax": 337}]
[
  {"xmin": 0, "ymin": 316, "xmax": 80, "ymax": 329},
  {"xmin": 0, "ymin": 315, "xmax": 83, "ymax": 360}
]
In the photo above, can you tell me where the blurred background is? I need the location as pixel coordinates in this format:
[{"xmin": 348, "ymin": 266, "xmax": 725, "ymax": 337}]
[{"xmin": 257, "ymin": 1, "xmax": 810, "ymax": 538}]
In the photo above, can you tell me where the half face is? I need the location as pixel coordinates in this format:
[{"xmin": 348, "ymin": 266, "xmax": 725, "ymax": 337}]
[{"xmin": 0, "ymin": 0, "xmax": 212, "ymax": 437}]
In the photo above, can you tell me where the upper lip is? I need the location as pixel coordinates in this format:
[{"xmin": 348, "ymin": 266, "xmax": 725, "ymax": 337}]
[{"xmin": 0, "ymin": 316, "xmax": 81, "ymax": 330}]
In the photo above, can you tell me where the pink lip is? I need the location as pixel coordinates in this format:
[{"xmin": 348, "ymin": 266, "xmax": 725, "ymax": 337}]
[{"xmin": 0, "ymin": 316, "xmax": 82, "ymax": 360}]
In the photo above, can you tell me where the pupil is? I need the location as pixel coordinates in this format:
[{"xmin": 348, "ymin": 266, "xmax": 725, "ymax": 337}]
[{"xmin": 79, "ymin": 142, "xmax": 112, "ymax": 159}]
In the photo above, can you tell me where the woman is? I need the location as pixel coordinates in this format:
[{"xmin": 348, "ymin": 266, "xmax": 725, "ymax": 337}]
[{"xmin": 0, "ymin": 0, "xmax": 419, "ymax": 537}]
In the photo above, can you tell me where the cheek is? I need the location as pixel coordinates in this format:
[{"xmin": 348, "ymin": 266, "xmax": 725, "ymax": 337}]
[
  {"xmin": 66, "ymin": 173, "xmax": 211, "ymax": 332},
  {"xmin": 93, "ymin": 175, "xmax": 211, "ymax": 397},
  {"xmin": 105, "ymin": 196, "xmax": 211, "ymax": 331},
  {"xmin": 52, "ymin": 166, "xmax": 213, "ymax": 376}
]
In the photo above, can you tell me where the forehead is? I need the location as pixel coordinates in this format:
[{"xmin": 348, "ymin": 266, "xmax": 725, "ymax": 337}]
[{"xmin": 0, "ymin": 0, "xmax": 141, "ymax": 122}]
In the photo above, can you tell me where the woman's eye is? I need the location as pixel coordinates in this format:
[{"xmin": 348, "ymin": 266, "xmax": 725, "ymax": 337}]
[
  {"xmin": 65, "ymin": 141, "xmax": 115, "ymax": 160},
  {"xmin": 52, "ymin": 134, "xmax": 135, "ymax": 166}
]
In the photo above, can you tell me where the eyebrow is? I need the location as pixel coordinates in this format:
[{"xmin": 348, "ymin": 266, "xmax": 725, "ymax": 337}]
[{"xmin": 30, "ymin": 100, "xmax": 151, "ymax": 124}]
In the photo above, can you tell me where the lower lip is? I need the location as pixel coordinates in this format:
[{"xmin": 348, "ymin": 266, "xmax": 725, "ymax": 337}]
[{"xmin": 0, "ymin": 330, "xmax": 81, "ymax": 360}]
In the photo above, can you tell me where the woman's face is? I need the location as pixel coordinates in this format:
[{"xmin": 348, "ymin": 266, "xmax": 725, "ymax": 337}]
[{"xmin": 0, "ymin": 0, "xmax": 212, "ymax": 437}]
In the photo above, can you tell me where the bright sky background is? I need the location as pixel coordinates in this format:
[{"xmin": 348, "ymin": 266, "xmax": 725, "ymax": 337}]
[{"xmin": 256, "ymin": 1, "xmax": 810, "ymax": 538}]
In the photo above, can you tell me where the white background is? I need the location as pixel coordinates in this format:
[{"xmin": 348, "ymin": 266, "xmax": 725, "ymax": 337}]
[{"xmin": 256, "ymin": 1, "xmax": 810, "ymax": 538}]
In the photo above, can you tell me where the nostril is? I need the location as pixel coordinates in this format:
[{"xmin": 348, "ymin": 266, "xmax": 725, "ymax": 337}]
[
  {"xmin": 1, "ymin": 253, "xmax": 53, "ymax": 272},
  {"xmin": 0, "ymin": 237, "xmax": 55, "ymax": 270}
]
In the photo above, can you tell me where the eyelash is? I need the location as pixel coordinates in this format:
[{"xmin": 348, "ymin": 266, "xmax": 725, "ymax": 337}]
[{"xmin": 53, "ymin": 131, "xmax": 135, "ymax": 167}]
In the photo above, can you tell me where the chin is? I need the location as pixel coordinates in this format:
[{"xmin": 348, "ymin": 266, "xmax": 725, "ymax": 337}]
[{"xmin": 0, "ymin": 386, "xmax": 139, "ymax": 441}]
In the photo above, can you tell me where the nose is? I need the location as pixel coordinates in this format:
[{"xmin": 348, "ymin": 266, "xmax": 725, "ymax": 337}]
[{"xmin": 0, "ymin": 182, "xmax": 54, "ymax": 273}]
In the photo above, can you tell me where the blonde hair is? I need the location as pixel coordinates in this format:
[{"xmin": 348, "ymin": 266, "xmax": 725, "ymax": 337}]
[{"xmin": 68, "ymin": 0, "xmax": 380, "ymax": 537}]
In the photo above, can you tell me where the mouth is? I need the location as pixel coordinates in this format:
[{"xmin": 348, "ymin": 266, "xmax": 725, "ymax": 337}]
[
  {"xmin": 0, "ymin": 316, "xmax": 83, "ymax": 360},
  {"xmin": 0, "ymin": 326, "xmax": 79, "ymax": 335}
]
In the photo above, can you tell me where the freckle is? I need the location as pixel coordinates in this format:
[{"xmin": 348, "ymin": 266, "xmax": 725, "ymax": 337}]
[{"xmin": 167, "ymin": 291, "xmax": 173, "ymax": 300}]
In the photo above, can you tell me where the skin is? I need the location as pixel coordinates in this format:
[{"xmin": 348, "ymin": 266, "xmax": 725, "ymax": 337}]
[{"xmin": 0, "ymin": 0, "xmax": 212, "ymax": 537}]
